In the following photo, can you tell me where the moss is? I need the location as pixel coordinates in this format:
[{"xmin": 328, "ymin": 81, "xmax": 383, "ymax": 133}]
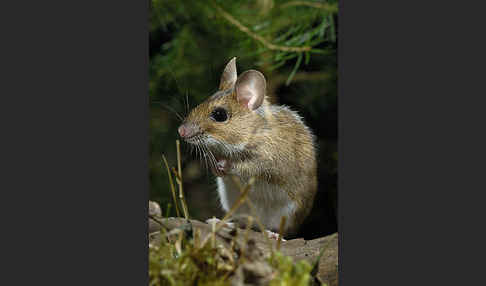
[
  {"xmin": 268, "ymin": 252, "xmax": 314, "ymax": 286},
  {"xmin": 149, "ymin": 227, "xmax": 319, "ymax": 286},
  {"xmin": 149, "ymin": 236, "xmax": 232, "ymax": 285}
]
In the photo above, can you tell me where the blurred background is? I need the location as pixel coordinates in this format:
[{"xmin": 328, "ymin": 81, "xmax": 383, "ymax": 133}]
[{"xmin": 150, "ymin": 0, "xmax": 338, "ymax": 239}]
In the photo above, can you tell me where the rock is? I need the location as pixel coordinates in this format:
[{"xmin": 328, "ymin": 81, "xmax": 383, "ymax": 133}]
[
  {"xmin": 148, "ymin": 201, "xmax": 338, "ymax": 286},
  {"xmin": 149, "ymin": 201, "xmax": 162, "ymax": 233}
]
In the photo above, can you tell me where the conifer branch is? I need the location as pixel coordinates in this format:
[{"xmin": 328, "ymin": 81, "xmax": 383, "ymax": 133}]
[
  {"xmin": 267, "ymin": 71, "xmax": 331, "ymax": 95},
  {"xmin": 213, "ymin": 3, "xmax": 313, "ymax": 52},
  {"xmin": 281, "ymin": 1, "xmax": 338, "ymax": 12}
]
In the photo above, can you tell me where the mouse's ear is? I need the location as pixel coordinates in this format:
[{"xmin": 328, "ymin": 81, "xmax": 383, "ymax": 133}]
[
  {"xmin": 235, "ymin": 70, "xmax": 266, "ymax": 111},
  {"xmin": 219, "ymin": 57, "xmax": 237, "ymax": 91}
]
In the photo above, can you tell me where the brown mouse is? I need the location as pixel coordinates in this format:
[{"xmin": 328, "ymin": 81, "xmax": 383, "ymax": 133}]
[{"xmin": 178, "ymin": 57, "xmax": 317, "ymax": 237}]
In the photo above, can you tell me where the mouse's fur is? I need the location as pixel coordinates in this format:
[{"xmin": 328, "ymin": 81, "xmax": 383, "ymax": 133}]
[{"xmin": 178, "ymin": 58, "xmax": 317, "ymax": 236}]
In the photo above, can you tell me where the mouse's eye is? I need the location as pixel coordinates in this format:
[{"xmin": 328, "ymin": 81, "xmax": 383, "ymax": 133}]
[{"xmin": 210, "ymin": 107, "xmax": 228, "ymax": 122}]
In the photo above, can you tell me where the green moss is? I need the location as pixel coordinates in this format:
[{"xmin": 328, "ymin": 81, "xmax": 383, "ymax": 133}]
[
  {"xmin": 149, "ymin": 237, "xmax": 232, "ymax": 285},
  {"xmin": 149, "ymin": 230, "xmax": 319, "ymax": 286},
  {"xmin": 268, "ymin": 252, "xmax": 313, "ymax": 286}
]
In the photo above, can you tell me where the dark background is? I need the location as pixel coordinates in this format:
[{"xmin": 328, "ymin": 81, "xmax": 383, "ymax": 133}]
[
  {"xmin": 3, "ymin": 0, "xmax": 485, "ymax": 285},
  {"xmin": 149, "ymin": 0, "xmax": 338, "ymax": 238}
]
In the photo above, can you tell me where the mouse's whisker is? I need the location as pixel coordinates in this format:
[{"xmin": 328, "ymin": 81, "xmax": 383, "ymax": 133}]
[
  {"xmin": 196, "ymin": 141, "xmax": 202, "ymax": 163},
  {"xmin": 203, "ymin": 142, "xmax": 217, "ymax": 173},
  {"xmin": 184, "ymin": 90, "xmax": 190, "ymax": 117},
  {"xmin": 198, "ymin": 139, "xmax": 210, "ymax": 173},
  {"xmin": 205, "ymin": 145, "xmax": 218, "ymax": 172}
]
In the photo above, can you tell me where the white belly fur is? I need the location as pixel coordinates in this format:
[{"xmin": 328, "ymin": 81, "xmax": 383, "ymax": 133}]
[{"xmin": 216, "ymin": 176, "xmax": 297, "ymax": 231}]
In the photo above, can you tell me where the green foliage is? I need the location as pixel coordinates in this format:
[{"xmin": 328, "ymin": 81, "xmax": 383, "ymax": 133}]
[
  {"xmin": 149, "ymin": 236, "xmax": 231, "ymax": 286},
  {"xmin": 150, "ymin": 0, "xmax": 337, "ymax": 95},
  {"xmin": 268, "ymin": 252, "xmax": 313, "ymax": 286}
]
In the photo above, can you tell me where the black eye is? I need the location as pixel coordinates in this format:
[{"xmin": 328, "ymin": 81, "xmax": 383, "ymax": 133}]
[{"xmin": 210, "ymin": 107, "xmax": 228, "ymax": 122}]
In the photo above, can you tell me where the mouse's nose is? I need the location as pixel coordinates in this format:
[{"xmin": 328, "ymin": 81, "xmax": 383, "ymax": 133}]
[
  {"xmin": 178, "ymin": 123, "xmax": 198, "ymax": 139},
  {"xmin": 178, "ymin": 125, "xmax": 187, "ymax": 137}
]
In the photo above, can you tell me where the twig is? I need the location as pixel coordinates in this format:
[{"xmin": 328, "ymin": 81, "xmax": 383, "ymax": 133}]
[
  {"xmin": 244, "ymin": 216, "xmax": 254, "ymax": 246},
  {"xmin": 171, "ymin": 168, "xmax": 182, "ymax": 185},
  {"xmin": 162, "ymin": 155, "xmax": 180, "ymax": 217},
  {"xmin": 176, "ymin": 140, "xmax": 190, "ymax": 219},
  {"xmin": 149, "ymin": 214, "xmax": 169, "ymax": 232},
  {"xmin": 240, "ymin": 215, "xmax": 254, "ymax": 261},
  {"xmin": 213, "ymin": 3, "xmax": 312, "ymax": 52},
  {"xmin": 281, "ymin": 1, "xmax": 338, "ymax": 12},
  {"xmin": 199, "ymin": 178, "xmax": 254, "ymax": 249},
  {"xmin": 214, "ymin": 178, "xmax": 254, "ymax": 233},
  {"xmin": 230, "ymin": 176, "xmax": 274, "ymax": 254}
]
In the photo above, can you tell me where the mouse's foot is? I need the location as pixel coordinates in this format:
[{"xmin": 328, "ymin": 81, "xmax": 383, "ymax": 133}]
[
  {"xmin": 206, "ymin": 217, "xmax": 235, "ymax": 229},
  {"xmin": 265, "ymin": 230, "xmax": 287, "ymax": 241},
  {"xmin": 206, "ymin": 218, "xmax": 286, "ymax": 241}
]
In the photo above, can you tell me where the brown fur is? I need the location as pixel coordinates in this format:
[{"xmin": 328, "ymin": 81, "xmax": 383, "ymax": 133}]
[{"xmin": 179, "ymin": 58, "xmax": 317, "ymax": 236}]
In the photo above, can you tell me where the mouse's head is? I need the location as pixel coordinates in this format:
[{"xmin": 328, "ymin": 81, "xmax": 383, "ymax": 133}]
[{"xmin": 178, "ymin": 57, "xmax": 268, "ymax": 164}]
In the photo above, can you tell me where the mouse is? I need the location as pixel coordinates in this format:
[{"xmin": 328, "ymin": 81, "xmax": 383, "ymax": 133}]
[{"xmin": 177, "ymin": 57, "xmax": 318, "ymax": 238}]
